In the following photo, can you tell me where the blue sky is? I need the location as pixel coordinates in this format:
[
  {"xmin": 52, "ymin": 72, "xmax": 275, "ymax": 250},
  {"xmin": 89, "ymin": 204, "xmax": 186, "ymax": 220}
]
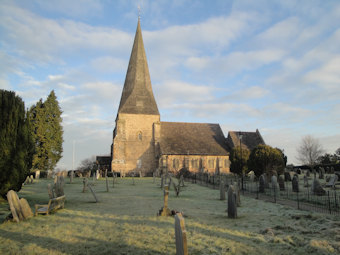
[{"xmin": 1, "ymin": 0, "xmax": 339, "ymax": 170}]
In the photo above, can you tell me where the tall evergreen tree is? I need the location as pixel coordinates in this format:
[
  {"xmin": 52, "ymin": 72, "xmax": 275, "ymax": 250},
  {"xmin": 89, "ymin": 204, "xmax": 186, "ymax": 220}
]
[
  {"xmin": 29, "ymin": 90, "xmax": 63, "ymax": 171},
  {"xmin": 0, "ymin": 90, "xmax": 34, "ymax": 197}
]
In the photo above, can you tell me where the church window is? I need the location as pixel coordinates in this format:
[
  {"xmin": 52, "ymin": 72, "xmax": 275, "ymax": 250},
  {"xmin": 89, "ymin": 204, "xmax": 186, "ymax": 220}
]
[
  {"xmin": 208, "ymin": 159, "xmax": 214, "ymax": 168},
  {"xmin": 173, "ymin": 159, "xmax": 179, "ymax": 169}
]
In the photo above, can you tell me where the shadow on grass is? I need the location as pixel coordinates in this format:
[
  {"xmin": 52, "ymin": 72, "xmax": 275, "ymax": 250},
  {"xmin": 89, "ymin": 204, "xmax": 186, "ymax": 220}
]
[{"xmin": 0, "ymin": 229, "xmax": 164, "ymax": 255}]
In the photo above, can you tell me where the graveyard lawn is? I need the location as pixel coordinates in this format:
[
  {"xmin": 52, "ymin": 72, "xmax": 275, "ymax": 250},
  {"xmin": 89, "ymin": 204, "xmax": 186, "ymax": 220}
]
[{"xmin": 0, "ymin": 178, "xmax": 339, "ymax": 255}]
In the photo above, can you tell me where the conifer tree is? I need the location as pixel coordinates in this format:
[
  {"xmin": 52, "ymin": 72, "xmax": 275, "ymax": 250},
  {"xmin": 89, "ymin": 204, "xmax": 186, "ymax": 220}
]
[
  {"xmin": 29, "ymin": 90, "xmax": 63, "ymax": 171},
  {"xmin": 0, "ymin": 90, "xmax": 34, "ymax": 197}
]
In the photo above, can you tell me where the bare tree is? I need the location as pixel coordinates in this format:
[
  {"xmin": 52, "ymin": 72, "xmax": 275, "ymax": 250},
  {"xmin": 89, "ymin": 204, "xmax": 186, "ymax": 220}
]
[{"xmin": 296, "ymin": 135, "xmax": 324, "ymax": 166}]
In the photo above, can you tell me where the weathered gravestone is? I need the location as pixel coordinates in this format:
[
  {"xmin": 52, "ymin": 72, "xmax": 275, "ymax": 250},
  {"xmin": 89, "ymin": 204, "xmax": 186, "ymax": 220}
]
[
  {"xmin": 278, "ymin": 176, "xmax": 285, "ymax": 191},
  {"xmin": 179, "ymin": 175, "xmax": 185, "ymax": 187},
  {"xmin": 70, "ymin": 170, "xmax": 74, "ymax": 183},
  {"xmin": 220, "ymin": 180, "xmax": 226, "ymax": 200},
  {"xmin": 6, "ymin": 190, "xmax": 33, "ymax": 222},
  {"xmin": 82, "ymin": 178, "xmax": 88, "ymax": 193},
  {"xmin": 259, "ymin": 175, "xmax": 265, "ymax": 193},
  {"xmin": 303, "ymin": 175, "xmax": 309, "ymax": 187},
  {"xmin": 35, "ymin": 170, "xmax": 40, "ymax": 179},
  {"xmin": 312, "ymin": 179, "xmax": 326, "ymax": 196},
  {"xmin": 87, "ymin": 184, "xmax": 99, "ymax": 202},
  {"xmin": 271, "ymin": 176, "xmax": 278, "ymax": 192},
  {"xmin": 159, "ymin": 185, "xmax": 171, "ymax": 216},
  {"xmin": 47, "ymin": 183, "xmax": 55, "ymax": 199},
  {"xmin": 227, "ymin": 185, "xmax": 237, "ymax": 218},
  {"xmin": 319, "ymin": 167, "xmax": 325, "ymax": 179},
  {"xmin": 174, "ymin": 213, "xmax": 188, "ymax": 255},
  {"xmin": 292, "ymin": 175, "xmax": 299, "ymax": 192},
  {"xmin": 106, "ymin": 176, "xmax": 109, "ymax": 192},
  {"xmin": 284, "ymin": 172, "xmax": 291, "ymax": 182},
  {"xmin": 326, "ymin": 175, "xmax": 338, "ymax": 188},
  {"xmin": 306, "ymin": 169, "xmax": 310, "ymax": 177}
]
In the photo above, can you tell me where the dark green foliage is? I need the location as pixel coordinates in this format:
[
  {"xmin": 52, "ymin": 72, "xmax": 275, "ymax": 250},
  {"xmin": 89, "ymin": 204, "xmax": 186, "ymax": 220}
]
[
  {"xmin": 0, "ymin": 90, "xmax": 34, "ymax": 197},
  {"xmin": 230, "ymin": 146, "xmax": 250, "ymax": 176},
  {"xmin": 248, "ymin": 144, "xmax": 285, "ymax": 177},
  {"xmin": 29, "ymin": 90, "xmax": 63, "ymax": 171}
]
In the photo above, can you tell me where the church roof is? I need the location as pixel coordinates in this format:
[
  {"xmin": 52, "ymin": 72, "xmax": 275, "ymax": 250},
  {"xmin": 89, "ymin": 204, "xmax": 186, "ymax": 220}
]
[
  {"xmin": 117, "ymin": 18, "xmax": 159, "ymax": 115},
  {"xmin": 159, "ymin": 122, "xmax": 229, "ymax": 156},
  {"xmin": 226, "ymin": 129, "xmax": 265, "ymax": 151}
]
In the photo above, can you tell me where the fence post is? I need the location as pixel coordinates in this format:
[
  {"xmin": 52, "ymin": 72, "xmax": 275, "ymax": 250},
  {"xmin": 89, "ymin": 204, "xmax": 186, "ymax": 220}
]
[{"xmin": 328, "ymin": 191, "xmax": 331, "ymax": 214}]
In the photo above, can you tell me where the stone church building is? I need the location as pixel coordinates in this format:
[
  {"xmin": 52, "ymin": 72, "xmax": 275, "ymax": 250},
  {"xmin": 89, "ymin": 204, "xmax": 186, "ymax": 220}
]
[{"xmin": 104, "ymin": 19, "xmax": 265, "ymax": 176}]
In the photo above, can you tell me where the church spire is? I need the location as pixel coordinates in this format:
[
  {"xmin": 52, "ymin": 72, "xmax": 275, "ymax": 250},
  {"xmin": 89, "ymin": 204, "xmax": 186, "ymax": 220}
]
[{"xmin": 117, "ymin": 18, "xmax": 159, "ymax": 115}]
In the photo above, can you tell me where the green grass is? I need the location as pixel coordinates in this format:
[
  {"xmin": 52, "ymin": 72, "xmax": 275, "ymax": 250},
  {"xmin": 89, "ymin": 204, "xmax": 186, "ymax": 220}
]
[{"xmin": 0, "ymin": 177, "xmax": 339, "ymax": 254}]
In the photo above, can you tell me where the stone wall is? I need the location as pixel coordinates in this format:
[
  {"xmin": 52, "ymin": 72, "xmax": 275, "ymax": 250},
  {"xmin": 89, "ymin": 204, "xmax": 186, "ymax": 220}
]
[
  {"xmin": 159, "ymin": 154, "xmax": 230, "ymax": 175},
  {"xmin": 111, "ymin": 113, "xmax": 160, "ymax": 176}
]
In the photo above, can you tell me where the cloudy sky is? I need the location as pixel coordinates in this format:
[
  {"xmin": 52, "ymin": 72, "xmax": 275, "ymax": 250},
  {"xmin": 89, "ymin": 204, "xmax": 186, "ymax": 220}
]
[{"xmin": 1, "ymin": 0, "xmax": 339, "ymax": 169}]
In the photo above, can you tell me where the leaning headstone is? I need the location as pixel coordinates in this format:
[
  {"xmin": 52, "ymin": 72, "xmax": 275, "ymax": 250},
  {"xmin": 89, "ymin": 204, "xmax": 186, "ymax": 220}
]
[
  {"xmin": 227, "ymin": 185, "xmax": 237, "ymax": 218},
  {"xmin": 303, "ymin": 175, "xmax": 309, "ymax": 187},
  {"xmin": 292, "ymin": 175, "xmax": 299, "ymax": 192},
  {"xmin": 284, "ymin": 172, "xmax": 291, "ymax": 182},
  {"xmin": 219, "ymin": 180, "xmax": 226, "ymax": 200},
  {"xmin": 312, "ymin": 179, "xmax": 326, "ymax": 196},
  {"xmin": 35, "ymin": 170, "xmax": 40, "ymax": 179},
  {"xmin": 326, "ymin": 175, "xmax": 338, "ymax": 188},
  {"xmin": 6, "ymin": 190, "xmax": 23, "ymax": 222},
  {"xmin": 259, "ymin": 175, "xmax": 265, "ymax": 193},
  {"xmin": 159, "ymin": 185, "xmax": 171, "ymax": 216},
  {"xmin": 19, "ymin": 198, "xmax": 33, "ymax": 219},
  {"xmin": 87, "ymin": 184, "xmax": 99, "ymax": 202},
  {"xmin": 174, "ymin": 213, "xmax": 188, "ymax": 255},
  {"xmin": 278, "ymin": 176, "xmax": 285, "ymax": 191},
  {"xmin": 24, "ymin": 176, "xmax": 30, "ymax": 185}
]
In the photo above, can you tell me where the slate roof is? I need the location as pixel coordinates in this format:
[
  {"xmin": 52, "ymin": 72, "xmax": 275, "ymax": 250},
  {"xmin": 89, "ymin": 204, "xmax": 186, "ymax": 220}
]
[
  {"xmin": 117, "ymin": 18, "xmax": 159, "ymax": 115},
  {"xmin": 159, "ymin": 122, "xmax": 229, "ymax": 156},
  {"xmin": 226, "ymin": 129, "xmax": 265, "ymax": 151}
]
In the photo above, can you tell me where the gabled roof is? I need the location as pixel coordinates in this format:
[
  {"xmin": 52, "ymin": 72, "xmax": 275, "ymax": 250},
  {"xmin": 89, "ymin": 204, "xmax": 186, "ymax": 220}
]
[
  {"xmin": 117, "ymin": 18, "xmax": 159, "ymax": 115},
  {"xmin": 226, "ymin": 129, "xmax": 265, "ymax": 151},
  {"xmin": 159, "ymin": 122, "xmax": 229, "ymax": 156}
]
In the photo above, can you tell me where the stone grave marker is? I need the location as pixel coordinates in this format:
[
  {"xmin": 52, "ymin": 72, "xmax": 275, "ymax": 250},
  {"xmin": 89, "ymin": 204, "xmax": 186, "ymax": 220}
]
[
  {"xmin": 284, "ymin": 172, "xmax": 291, "ymax": 182},
  {"xmin": 227, "ymin": 185, "xmax": 237, "ymax": 218},
  {"xmin": 70, "ymin": 170, "xmax": 74, "ymax": 183},
  {"xmin": 174, "ymin": 213, "xmax": 188, "ymax": 255},
  {"xmin": 259, "ymin": 174, "xmax": 265, "ymax": 193},
  {"xmin": 292, "ymin": 175, "xmax": 299, "ymax": 192},
  {"xmin": 7, "ymin": 190, "xmax": 23, "ymax": 222},
  {"xmin": 19, "ymin": 198, "xmax": 33, "ymax": 219},
  {"xmin": 55, "ymin": 176, "xmax": 64, "ymax": 197},
  {"xmin": 179, "ymin": 175, "xmax": 185, "ymax": 187},
  {"xmin": 306, "ymin": 169, "xmax": 310, "ymax": 177},
  {"xmin": 303, "ymin": 175, "xmax": 309, "ymax": 187},
  {"xmin": 47, "ymin": 183, "xmax": 55, "ymax": 199},
  {"xmin": 326, "ymin": 175, "xmax": 338, "ymax": 188},
  {"xmin": 220, "ymin": 180, "xmax": 225, "ymax": 200},
  {"xmin": 159, "ymin": 185, "xmax": 171, "ymax": 216},
  {"xmin": 319, "ymin": 167, "xmax": 325, "ymax": 179},
  {"xmin": 82, "ymin": 178, "xmax": 88, "ymax": 193},
  {"xmin": 35, "ymin": 170, "xmax": 40, "ymax": 179},
  {"xmin": 278, "ymin": 176, "xmax": 285, "ymax": 191},
  {"xmin": 312, "ymin": 179, "xmax": 326, "ymax": 196},
  {"xmin": 233, "ymin": 182, "xmax": 241, "ymax": 207},
  {"xmin": 271, "ymin": 175, "xmax": 278, "ymax": 191},
  {"xmin": 106, "ymin": 176, "xmax": 109, "ymax": 192},
  {"xmin": 87, "ymin": 184, "xmax": 99, "ymax": 202}
]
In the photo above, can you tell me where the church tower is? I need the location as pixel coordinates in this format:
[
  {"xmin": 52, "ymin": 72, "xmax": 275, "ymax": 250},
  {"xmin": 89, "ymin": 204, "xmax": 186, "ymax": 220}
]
[{"xmin": 111, "ymin": 18, "xmax": 160, "ymax": 176}]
